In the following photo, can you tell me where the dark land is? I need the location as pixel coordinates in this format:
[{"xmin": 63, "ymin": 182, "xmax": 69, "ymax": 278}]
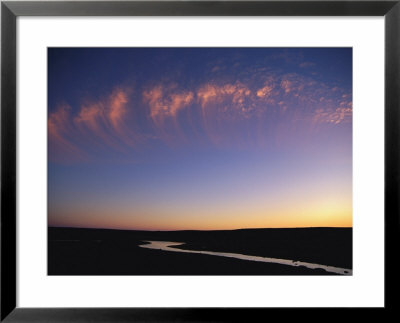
[{"xmin": 48, "ymin": 227, "xmax": 352, "ymax": 275}]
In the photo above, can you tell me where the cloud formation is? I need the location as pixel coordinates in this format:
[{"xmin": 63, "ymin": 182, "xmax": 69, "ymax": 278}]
[
  {"xmin": 143, "ymin": 85, "xmax": 194, "ymax": 121},
  {"xmin": 49, "ymin": 87, "xmax": 141, "ymax": 162},
  {"xmin": 74, "ymin": 88, "xmax": 138, "ymax": 150},
  {"xmin": 49, "ymin": 73, "xmax": 352, "ymax": 162},
  {"xmin": 48, "ymin": 104, "xmax": 88, "ymax": 162},
  {"xmin": 142, "ymin": 85, "xmax": 195, "ymax": 145},
  {"xmin": 313, "ymin": 102, "xmax": 353, "ymax": 125}
]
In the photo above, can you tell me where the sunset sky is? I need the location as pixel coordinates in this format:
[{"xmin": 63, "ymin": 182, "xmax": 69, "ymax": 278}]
[{"xmin": 48, "ymin": 48, "xmax": 352, "ymax": 230}]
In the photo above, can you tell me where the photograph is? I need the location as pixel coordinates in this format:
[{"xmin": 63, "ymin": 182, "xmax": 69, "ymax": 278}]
[
  {"xmin": 47, "ymin": 47, "xmax": 353, "ymax": 276},
  {"xmin": 2, "ymin": 0, "xmax": 397, "ymax": 320}
]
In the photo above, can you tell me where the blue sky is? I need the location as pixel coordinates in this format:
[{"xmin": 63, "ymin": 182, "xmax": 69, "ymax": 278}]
[{"xmin": 48, "ymin": 48, "xmax": 352, "ymax": 230}]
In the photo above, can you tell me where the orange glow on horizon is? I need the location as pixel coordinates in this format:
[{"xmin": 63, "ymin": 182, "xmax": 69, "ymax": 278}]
[{"xmin": 49, "ymin": 201, "xmax": 352, "ymax": 231}]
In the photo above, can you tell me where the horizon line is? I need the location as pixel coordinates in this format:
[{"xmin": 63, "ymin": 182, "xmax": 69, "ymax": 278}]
[{"xmin": 48, "ymin": 225, "xmax": 353, "ymax": 232}]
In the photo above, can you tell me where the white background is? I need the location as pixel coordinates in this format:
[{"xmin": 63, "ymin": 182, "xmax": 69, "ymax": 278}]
[{"xmin": 17, "ymin": 17, "xmax": 384, "ymax": 307}]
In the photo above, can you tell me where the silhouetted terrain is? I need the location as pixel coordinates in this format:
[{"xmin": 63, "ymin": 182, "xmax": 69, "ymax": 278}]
[{"xmin": 48, "ymin": 227, "xmax": 352, "ymax": 275}]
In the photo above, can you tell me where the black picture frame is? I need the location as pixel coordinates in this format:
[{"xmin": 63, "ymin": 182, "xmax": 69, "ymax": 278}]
[{"xmin": 1, "ymin": 1, "xmax": 399, "ymax": 321}]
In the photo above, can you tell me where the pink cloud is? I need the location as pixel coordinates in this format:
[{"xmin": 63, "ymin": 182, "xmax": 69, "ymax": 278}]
[
  {"xmin": 197, "ymin": 84, "xmax": 220, "ymax": 107},
  {"xmin": 169, "ymin": 92, "xmax": 194, "ymax": 116},
  {"xmin": 280, "ymin": 75, "xmax": 306, "ymax": 96},
  {"xmin": 143, "ymin": 85, "xmax": 194, "ymax": 141},
  {"xmin": 143, "ymin": 85, "xmax": 195, "ymax": 145},
  {"xmin": 313, "ymin": 102, "xmax": 352, "ymax": 125},
  {"xmin": 196, "ymin": 82, "xmax": 256, "ymax": 147},
  {"xmin": 281, "ymin": 79, "xmax": 292, "ymax": 94},
  {"xmin": 74, "ymin": 101, "xmax": 123, "ymax": 150},
  {"xmin": 74, "ymin": 103, "xmax": 104, "ymax": 134},
  {"xmin": 143, "ymin": 85, "xmax": 194, "ymax": 121},
  {"xmin": 49, "ymin": 87, "xmax": 141, "ymax": 162},
  {"xmin": 49, "ymin": 74, "xmax": 353, "ymax": 160},
  {"xmin": 108, "ymin": 88, "xmax": 139, "ymax": 147},
  {"xmin": 108, "ymin": 89, "xmax": 128, "ymax": 130},
  {"xmin": 256, "ymin": 84, "xmax": 274, "ymax": 98},
  {"xmin": 73, "ymin": 87, "xmax": 139, "ymax": 150},
  {"xmin": 48, "ymin": 104, "xmax": 88, "ymax": 162},
  {"xmin": 197, "ymin": 82, "xmax": 252, "ymax": 113}
]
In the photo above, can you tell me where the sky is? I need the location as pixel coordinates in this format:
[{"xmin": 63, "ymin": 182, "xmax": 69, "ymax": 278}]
[{"xmin": 48, "ymin": 48, "xmax": 352, "ymax": 230}]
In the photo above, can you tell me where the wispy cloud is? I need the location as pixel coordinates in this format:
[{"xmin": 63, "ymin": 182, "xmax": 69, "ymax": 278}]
[
  {"xmin": 143, "ymin": 85, "xmax": 194, "ymax": 145},
  {"xmin": 49, "ymin": 87, "xmax": 142, "ymax": 162},
  {"xmin": 48, "ymin": 104, "xmax": 88, "ymax": 162},
  {"xmin": 313, "ymin": 102, "xmax": 352, "ymax": 125},
  {"xmin": 144, "ymin": 85, "xmax": 194, "ymax": 121},
  {"xmin": 195, "ymin": 81, "xmax": 256, "ymax": 146},
  {"xmin": 197, "ymin": 82, "xmax": 252, "ymax": 111},
  {"xmin": 256, "ymin": 82, "xmax": 274, "ymax": 99},
  {"xmin": 50, "ymin": 73, "xmax": 352, "ymax": 162},
  {"xmin": 107, "ymin": 88, "xmax": 140, "ymax": 147},
  {"xmin": 74, "ymin": 87, "xmax": 138, "ymax": 151}
]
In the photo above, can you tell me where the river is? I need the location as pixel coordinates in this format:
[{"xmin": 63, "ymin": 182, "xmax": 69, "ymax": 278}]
[{"xmin": 139, "ymin": 240, "xmax": 352, "ymax": 275}]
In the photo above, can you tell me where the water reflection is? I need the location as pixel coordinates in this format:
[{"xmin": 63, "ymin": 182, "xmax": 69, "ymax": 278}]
[{"xmin": 139, "ymin": 240, "xmax": 352, "ymax": 275}]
